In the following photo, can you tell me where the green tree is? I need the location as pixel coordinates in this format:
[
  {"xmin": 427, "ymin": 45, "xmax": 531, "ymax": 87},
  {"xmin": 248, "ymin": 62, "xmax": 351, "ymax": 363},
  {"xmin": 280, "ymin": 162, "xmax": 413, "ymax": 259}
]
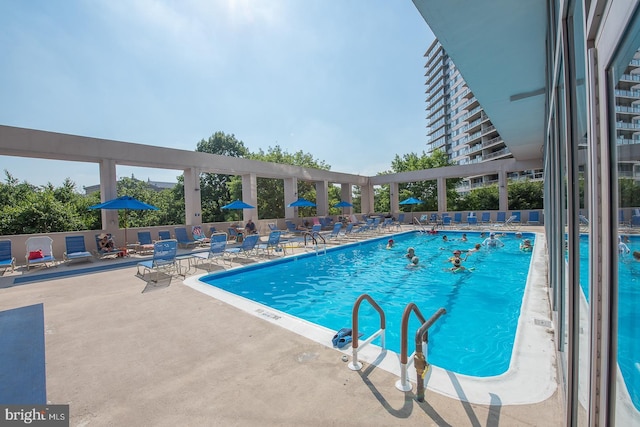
[
  {"xmin": 385, "ymin": 150, "xmax": 459, "ymax": 212},
  {"xmin": 196, "ymin": 132, "xmax": 249, "ymax": 222},
  {"xmin": 619, "ymin": 178, "xmax": 640, "ymax": 207},
  {"xmin": 458, "ymin": 185, "xmax": 500, "ymax": 210},
  {"xmin": 507, "ymin": 180, "xmax": 544, "ymax": 210}
]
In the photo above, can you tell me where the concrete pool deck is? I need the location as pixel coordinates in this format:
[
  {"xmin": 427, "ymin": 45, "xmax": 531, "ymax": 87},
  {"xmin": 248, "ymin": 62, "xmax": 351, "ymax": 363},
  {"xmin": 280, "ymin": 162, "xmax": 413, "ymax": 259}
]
[{"xmin": 0, "ymin": 226, "xmax": 564, "ymax": 426}]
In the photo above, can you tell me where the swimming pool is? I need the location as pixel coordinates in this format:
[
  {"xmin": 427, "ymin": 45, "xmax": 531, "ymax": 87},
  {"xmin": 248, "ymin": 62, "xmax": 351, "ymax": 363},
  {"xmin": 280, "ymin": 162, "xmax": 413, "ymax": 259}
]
[
  {"xmin": 197, "ymin": 230, "xmax": 534, "ymax": 377},
  {"xmin": 578, "ymin": 234, "xmax": 640, "ymax": 411}
]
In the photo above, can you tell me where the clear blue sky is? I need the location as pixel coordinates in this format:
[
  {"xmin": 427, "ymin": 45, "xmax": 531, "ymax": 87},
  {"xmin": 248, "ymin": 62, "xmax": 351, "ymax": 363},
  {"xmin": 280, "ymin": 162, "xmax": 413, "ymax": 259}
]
[{"xmin": 0, "ymin": 0, "xmax": 434, "ymax": 190}]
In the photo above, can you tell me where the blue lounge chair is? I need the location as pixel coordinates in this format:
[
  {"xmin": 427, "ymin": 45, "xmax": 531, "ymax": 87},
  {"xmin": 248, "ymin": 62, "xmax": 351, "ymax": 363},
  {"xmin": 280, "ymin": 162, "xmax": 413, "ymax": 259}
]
[
  {"xmin": 453, "ymin": 212, "xmax": 462, "ymax": 225},
  {"xmin": 496, "ymin": 212, "xmax": 507, "ymax": 223},
  {"xmin": 224, "ymin": 234, "xmax": 260, "ymax": 262},
  {"xmin": 527, "ymin": 211, "xmax": 541, "ymax": 225},
  {"xmin": 174, "ymin": 227, "xmax": 199, "ymax": 249},
  {"xmin": 192, "ymin": 233, "xmax": 228, "ymax": 270},
  {"xmin": 63, "ymin": 235, "xmax": 93, "ymax": 265},
  {"xmin": 511, "ymin": 211, "xmax": 521, "ymax": 223},
  {"xmin": 25, "ymin": 236, "xmax": 56, "ymax": 271},
  {"xmin": 136, "ymin": 231, "xmax": 156, "ymax": 255},
  {"xmin": 480, "ymin": 212, "xmax": 491, "ymax": 224},
  {"xmin": 323, "ymin": 222, "xmax": 344, "ymax": 242},
  {"xmin": 227, "ymin": 227, "xmax": 243, "ymax": 242},
  {"xmin": 0, "ymin": 239, "xmax": 15, "ymax": 274},
  {"xmin": 136, "ymin": 239, "xmax": 178, "ymax": 283},
  {"xmin": 192, "ymin": 225, "xmax": 210, "ymax": 246},
  {"xmin": 158, "ymin": 230, "xmax": 171, "ymax": 240},
  {"xmin": 257, "ymin": 231, "xmax": 285, "ymax": 256}
]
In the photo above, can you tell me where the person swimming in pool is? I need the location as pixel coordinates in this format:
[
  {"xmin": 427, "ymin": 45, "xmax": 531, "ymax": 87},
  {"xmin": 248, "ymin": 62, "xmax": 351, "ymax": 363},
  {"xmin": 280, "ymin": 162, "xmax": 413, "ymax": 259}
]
[
  {"xmin": 406, "ymin": 256, "xmax": 422, "ymax": 269},
  {"xmin": 520, "ymin": 239, "xmax": 533, "ymax": 252},
  {"xmin": 618, "ymin": 236, "xmax": 630, "ymax": 255},
  {"xmin": 633, "ymin": 250, "xmax": 640, "ymax": 262},
  {"xmin": 447, "ymin": 250, "xmax": 467, "ymax": 271},
  {"xmin": 386, "ymin": 238, "xmax": 395, "ymax": 249},
  {"xmin": 465, "ymin": 243, "xmax": 482, "ymax": 254},
  {"xmin": 405, "ymin": 247, "xmax": 415, "ymax": 260},
  {"xmin": 461, "ymin": 233, "xmax": 468, "ymax": 242}
]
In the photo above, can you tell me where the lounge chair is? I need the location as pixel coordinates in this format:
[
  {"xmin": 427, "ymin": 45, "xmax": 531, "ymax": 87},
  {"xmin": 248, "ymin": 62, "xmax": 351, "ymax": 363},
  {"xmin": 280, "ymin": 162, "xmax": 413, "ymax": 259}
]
[
  {"xmin": 467, "ymin": 216, "xmax": 478, "ymax": 228},
  {"xmin": 480, "ymin": 212, "xmax": 492, "ymax": 224},
  {"xmin": 224, "ymin": 234, "xmax": 260, "ymax": 262},
  {"xmin": 496, "ymin": 212, "xmax": 507, "ymax": 223},
  {"xmin": 136, "ymin": 231, "xmax": 156, "ymax": 255},
  {"xmin": 323, "ymin": 222, "xmax": 344, "ymax": 242},
  {"xmin": 227, "ymin": 227, "xmax": 243, "ymax": 242},
  {"xmin": 511, "ymin": 211, "xmax": 521, "ymax": 223},
  {"xmin": 94, "ymin": 233, "xmax": 126, "ymax": 259},
  {"xmin": 494, "ymin": 215, "xmax": 519, "ymax": 231},
  {"xmin": 527, "ymin": 211, "xmax": 541, "ymax": 225},
  {"xmin": 158, "ymin": 230, "xmax": 171, "ymax": 240},
  {"xmin": 453, "ymin": 212, "xmax": 462, "ymax": 225},
  {"xmin": 63, "ymin": 235, "xmax": 93, "ymax": 265},
  {"xmin": 174, "ymin": 227, "xmax": 199, "ymax": 249},
  {"xmin": 192, "ymin": 225, "xmax": 210, "ymax": 246},
  {"xmin": 136, "ymin": 239, "xmax": 178, "ymax": 283},
  {"xmin": 192, "ymin": 233, "xmax": 228, "ymax": 270},
  {"xmin": 257, "ymin": 231, "xmax": 285, "ymax": 256},
  {"xmin": 25, "ymin": 236, "xmax": 56, "ymax": 271},
  {"xmin": 0, "ymin": 239, "xmax": 16, "ymax": 274}
]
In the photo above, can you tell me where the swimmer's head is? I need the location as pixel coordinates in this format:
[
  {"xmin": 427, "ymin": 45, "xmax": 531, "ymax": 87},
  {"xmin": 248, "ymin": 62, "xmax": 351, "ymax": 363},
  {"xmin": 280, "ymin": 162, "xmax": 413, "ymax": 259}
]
[
  {"xmin": 388, "ymin": 239, "xmax": 394, "ymax": 244},
  {"xmin": 490, "ymin": 232, "xmax": 495, "ymax": 237},
  {"xmin": 475, "ymin": 244, "xmax": 481, "ymax": 249},
  {"xmin": 453, "ymin": 249, "xmax": 461, "ymax": 256},
  {"xmin": 407, "ymin": 247, "xmax": 415, "ymax": 254},
  {"xmin": 411, "ymin": 256, "xmax": 419, "ymax": 265},
  {"xmin": 453, "ymin": 258, "xmax": 461, "ymax": 266},
  {"xmin": 515, "ymin": 232, "xmax": 522, "ymax": 237},
  {"xmin": 634, "ymin": 251, "xmax": 640, "ymax": 260}
]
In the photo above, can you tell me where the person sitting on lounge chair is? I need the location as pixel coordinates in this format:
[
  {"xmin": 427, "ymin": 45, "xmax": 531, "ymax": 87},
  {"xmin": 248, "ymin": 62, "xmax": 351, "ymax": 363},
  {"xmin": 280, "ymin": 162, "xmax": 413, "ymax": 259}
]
[
  {"xmin": 98, "ymin": 233, "xmax": 116, "ymax": 252},
  {"xmin": 245, "ymin": 219, "xmax": 258, "ymax": 234}
]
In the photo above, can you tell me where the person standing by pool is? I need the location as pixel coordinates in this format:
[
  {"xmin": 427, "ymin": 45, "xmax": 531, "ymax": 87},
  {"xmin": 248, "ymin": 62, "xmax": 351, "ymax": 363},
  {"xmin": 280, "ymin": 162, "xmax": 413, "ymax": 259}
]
[{"xmin": 482, "ymin": 232, "xmax": 504, "ymax": 248}]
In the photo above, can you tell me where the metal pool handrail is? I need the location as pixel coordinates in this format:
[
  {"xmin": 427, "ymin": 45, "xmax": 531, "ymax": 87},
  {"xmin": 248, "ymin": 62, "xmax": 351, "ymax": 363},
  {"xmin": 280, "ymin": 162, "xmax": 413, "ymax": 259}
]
[
  {"xmin": 414, "ymin": 308, "xmax": 447, "ymax": 402},
  {"xmin": 395, "ymin": 302, "xmax": 428, "ymax": 392},
  {"xmin": 348, "ymin": 293, "xmax": 386, "ymax": 371}
]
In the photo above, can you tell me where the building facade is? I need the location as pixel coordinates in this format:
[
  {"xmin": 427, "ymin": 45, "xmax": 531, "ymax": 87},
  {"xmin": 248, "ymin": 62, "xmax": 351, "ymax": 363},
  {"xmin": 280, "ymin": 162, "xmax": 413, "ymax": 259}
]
[{"xmin": 423, "ymin": 39, "xmax": 543, "ymax": 194}]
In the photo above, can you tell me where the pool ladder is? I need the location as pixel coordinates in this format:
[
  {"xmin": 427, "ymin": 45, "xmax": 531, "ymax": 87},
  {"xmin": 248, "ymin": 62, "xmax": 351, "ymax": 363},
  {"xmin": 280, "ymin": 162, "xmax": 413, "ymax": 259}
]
[
  {"xmin": 303, "ymin": 231, "xmax": 327, "ymax": 255},
  {"xmin": 347, "ymin": 293, "xmax": 446, "ymax": 402}
]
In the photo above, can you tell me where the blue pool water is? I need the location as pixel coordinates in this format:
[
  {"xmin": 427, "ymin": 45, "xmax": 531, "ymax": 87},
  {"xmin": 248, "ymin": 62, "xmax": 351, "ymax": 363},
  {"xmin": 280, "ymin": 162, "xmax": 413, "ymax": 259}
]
[
  {"xmin": 200, "ymin": 230, "xmax": 535, "ymax": 377},
  {"xmin": 579, "ymin": 234, "xmax": 640, "ymax": 411}
]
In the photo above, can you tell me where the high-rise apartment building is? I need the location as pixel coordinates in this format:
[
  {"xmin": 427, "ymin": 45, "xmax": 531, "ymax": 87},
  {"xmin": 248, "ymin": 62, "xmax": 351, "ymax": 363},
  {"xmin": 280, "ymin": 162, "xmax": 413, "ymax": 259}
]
[
  {"xmin": 423, "ymin": 39, "xmax": 542, "ymax": 193},
  {"xmin": 615, "ymin": 49, "xmax": 640, "ymax": 182}
]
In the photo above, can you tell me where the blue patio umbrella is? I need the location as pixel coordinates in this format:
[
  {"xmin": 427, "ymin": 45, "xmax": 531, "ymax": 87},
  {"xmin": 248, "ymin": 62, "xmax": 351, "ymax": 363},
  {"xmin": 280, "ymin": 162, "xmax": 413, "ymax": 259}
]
[
  {"xmin": 287, "ymin": 197, "xmax": 316, "ymax": 208},
  {"xmin": 334, "ymin": 200, "xmax": 353, "ymax": 215},
  {"xmin": 221, "ymin": 200, "xmax": 255, "ymax": 210},
  {"xmin": 399, "ymin": 197, "xmax": 423, "ymax": 213},
  {"xmin": 89, "ymin": 196, "xmax": 159, "ymax": 245}
]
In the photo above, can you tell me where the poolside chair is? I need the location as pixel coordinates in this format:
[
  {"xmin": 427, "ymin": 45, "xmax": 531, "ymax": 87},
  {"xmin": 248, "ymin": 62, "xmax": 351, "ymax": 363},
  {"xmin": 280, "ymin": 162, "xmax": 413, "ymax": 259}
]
[
  {"xmin": 453, "ymin": 212, "xmax": 462, "ymax": 225},
  {"xmin": 174, "ymin": 227, "xmax": 199, "ymax": 249},
  {"xmin": 511, "ymin": 211, "xmax": 521, "ymax": 223},
  {"xmin": 494, "ymin": 215, "xmax": 519, "ymax": 231},
  {"xmin": 63, "ymin": 235, "xmax": 93, "ymax": 265},
  {"xmin": 158, "ymin": 230, "xmax": 171, "ymax": 241},
  {"xmin": 496, "ymin": 211, "xmax": 507, "ymax": 223},
  {"xmin": 227, "ymin": 227, "xmax": 243, "ymax": 242},
  {"xmin": 192, "ymin": 225, "xmax": 210, "ymax": 246},
  {"xmin": 136, "ymin": 239, "xmax": 178, "ymax": 283},
  {"xmin": 394, "ymin": 213, "xmax": 405, "ymax": 226},
  {"xmin": 322, "ymin": 222, "xmax": 344, "ymax": 242},
  {"xmin": 25, "ymin": 236, "xmax": 56, "ymax": 271},
  {"xmin": 256, "ymin": 231, "xmax": 285, "ymax": 257},
  {"xmin": 631, "ymin": 215, "xmax": 640, "ymax": 228},
  {"xmin": 442, "ymin": 216, "xmax": 452, "ymax": 227},
  {"xmin": 480, "ymin": 212, "xmax": 492, "ymax": 224},
  {"xmin": 527, "ymin": 211, "xmax": 541, "ymax": 225},
  {"xmin": 224, "ymin": 234, "xmax": 260, "ymax": 262},
  {"xmin": 467, "ymin": 216, "xmax": 478, "ymax": 228},
  {"xmin": 0, "ymin": 239, "xmax": 16, "ymax": 274},
  {"xmin": 136, "ymin": 231, "xmax": 156, "ymax": 255},
  {"xmin": 192, "ymin": 233, "xmax": 228, "ymax": 270},
  {"xmin": 94, "ymin": 233, "xmax": 126, "ymax": 259}
]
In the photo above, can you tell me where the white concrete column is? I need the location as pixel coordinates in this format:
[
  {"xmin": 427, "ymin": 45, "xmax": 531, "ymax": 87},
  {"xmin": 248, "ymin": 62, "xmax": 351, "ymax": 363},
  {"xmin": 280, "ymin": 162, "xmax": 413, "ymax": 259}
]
[
  {"xmin": 284, "ymin": 177, "xmax": 298, "ymax": 219},
  {"xmin": 315, "ymin": 180, "xmax": 328, "ymax": 216},
  {"xmin": 360, "ymin": 183, "xmax": 374, "ymax": 214},
  {"xmin": 99, "ymin": 159, "xmax": 118, "ymax": 235},
  {"xmin": 498, "ymin": 171, "xmax": 508, "ymax": 212},
  {"xmin": 437, "ymin": 177, "xmax": 447, "ymax": 212},
  {"xmin": 340, "ymin": 184, "xmax": 353, "ymax": 215},
  {"xmin": 390, "ymin": 182, "xmax": 399, "ymax": 215},
  {"xmin": 241, "ymin": 173, "xmax": 258, "ymax": 222},
  {"xmin": 184, "ymin": 167, "xmax": 202, "ymax": 226}
]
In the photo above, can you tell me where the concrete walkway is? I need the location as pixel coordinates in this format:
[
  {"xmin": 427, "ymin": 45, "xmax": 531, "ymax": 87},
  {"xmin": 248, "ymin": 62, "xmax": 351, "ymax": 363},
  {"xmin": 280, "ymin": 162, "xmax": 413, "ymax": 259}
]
[{"xmin": 0, "ymin": 227, "xmax": 564, "ymax": 426}]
